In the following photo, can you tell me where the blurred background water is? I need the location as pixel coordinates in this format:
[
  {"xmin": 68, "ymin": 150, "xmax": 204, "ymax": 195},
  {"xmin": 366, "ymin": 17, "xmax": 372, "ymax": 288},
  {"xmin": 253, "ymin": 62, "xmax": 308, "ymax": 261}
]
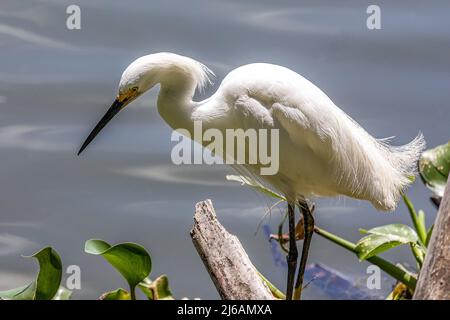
[{"xmin": 0, "ymin": 0, "xmax": 449, "ymax": 299}]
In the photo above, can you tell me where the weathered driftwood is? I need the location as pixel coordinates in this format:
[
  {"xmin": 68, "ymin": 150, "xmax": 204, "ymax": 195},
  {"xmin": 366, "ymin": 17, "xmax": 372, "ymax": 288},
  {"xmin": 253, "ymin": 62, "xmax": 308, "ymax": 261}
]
[
  {"xmin": 190, "ymin": 199, "xmax": 274, "ymax": 300},
  {"xmin": 414, "ymin": 182, "xmax": 450, "ymax": 300}
]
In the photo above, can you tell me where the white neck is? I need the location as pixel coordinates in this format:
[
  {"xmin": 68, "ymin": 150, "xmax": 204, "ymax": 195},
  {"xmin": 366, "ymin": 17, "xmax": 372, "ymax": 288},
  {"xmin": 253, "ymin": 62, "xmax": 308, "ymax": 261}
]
[
  {"xmin": 150, "ymin": 54, "xmax": 213, "ymax": 132},
  {"xmin": 157, "ymin": 75, "xmax": 197, "ymax": 131}
]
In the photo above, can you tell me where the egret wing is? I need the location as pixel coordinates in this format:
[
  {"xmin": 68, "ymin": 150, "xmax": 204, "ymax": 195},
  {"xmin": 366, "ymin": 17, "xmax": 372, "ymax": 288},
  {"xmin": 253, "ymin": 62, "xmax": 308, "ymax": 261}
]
[{"xmin": 271, "ymin": 102, "xmax": 335, "ymax": 160}]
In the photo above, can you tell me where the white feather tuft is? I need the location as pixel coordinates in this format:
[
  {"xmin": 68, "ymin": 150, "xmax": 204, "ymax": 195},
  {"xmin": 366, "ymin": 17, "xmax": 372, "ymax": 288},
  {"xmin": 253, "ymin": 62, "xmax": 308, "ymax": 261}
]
[
  {"xmin": 335, "ymin": 120, "xmax": 426, "ymax": 211},
  {"xmin": 196, "ymin": 62, "xmax": 215, "ymax": 92},
  {"xmin": 155, "ymin": 52, "xmax": 214, "ymax": 92}
]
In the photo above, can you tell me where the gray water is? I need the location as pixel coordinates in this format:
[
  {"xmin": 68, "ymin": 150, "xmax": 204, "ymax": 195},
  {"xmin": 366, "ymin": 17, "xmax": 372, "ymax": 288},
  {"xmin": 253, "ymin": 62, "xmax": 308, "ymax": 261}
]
[{"xmin": 0, "ymin": 0, "xmax": 449, "ymax": 299}]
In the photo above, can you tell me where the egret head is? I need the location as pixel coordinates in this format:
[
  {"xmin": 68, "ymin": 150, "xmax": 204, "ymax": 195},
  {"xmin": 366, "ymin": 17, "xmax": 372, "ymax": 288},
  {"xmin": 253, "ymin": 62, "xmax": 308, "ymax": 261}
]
[
  {"xmin": 77, "ymin": 53, "xmax": 213, "ymax": 155},
  {"xmin": 77, "ymin": 56, "xmax": 158, "ymax": 155},
  {"xmin": 117, "ymin": 57, "xmax": 160, "ymax": 103}
]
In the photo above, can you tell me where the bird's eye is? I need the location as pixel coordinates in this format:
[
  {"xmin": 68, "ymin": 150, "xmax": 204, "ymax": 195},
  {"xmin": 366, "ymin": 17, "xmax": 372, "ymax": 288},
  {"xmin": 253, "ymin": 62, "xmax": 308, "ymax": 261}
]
[{"xmin": 132, "ymin": 87, "xmax": 138, "ymax": 92}]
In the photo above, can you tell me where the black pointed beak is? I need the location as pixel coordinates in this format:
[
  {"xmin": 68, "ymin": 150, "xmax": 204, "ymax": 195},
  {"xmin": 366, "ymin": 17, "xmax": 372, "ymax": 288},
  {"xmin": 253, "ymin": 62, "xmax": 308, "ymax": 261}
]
[{"xmin": 77, "ymin": 99, "xmax": 125, "ymax": 156}]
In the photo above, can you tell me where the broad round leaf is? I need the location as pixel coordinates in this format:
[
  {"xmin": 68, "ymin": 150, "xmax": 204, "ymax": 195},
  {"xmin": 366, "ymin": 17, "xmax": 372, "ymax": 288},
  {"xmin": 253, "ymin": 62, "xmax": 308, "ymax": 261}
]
[
  {"xmin": 85, "ymin": 239, "xmax": 151, "ymax": 289},
  {"xmin": 362, "ymin": 224, "xmax": 418, "ymax": 243},
  {"xmin": 419, "ymin": 141, "xmax": 450, "ymax": 197},
  {"xmin": 356, "ymin": 224, "xmax": 420, "ymax": 260},
  {"xmin": 356, "ymin": 234, "xmax": 404, "ymax": 260}
]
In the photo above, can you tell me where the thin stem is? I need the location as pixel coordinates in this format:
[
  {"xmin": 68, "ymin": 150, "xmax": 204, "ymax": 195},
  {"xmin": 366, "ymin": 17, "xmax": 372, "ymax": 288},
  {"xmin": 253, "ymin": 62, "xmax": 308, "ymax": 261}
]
[
  {"xmin": 256, "ymin": 271, "xmax": 285, "ymax": 299},
  {"xmin": 314, "ymin": 226, "xmax": 356, "ymax": 251},
  {"xmin": 314, "ymin": 226, "xmax": 417, "ymax": 291},
  {"xmin": 410, "ymin": 244, "xmax": 424, "ymax": 268},
  {"xmin": 130, "ymin": 285, "xmax": 136, "ymax": 300},
  {"xmin": 402, "ymin": 193, "xmax": 427, "ymax": 245}
]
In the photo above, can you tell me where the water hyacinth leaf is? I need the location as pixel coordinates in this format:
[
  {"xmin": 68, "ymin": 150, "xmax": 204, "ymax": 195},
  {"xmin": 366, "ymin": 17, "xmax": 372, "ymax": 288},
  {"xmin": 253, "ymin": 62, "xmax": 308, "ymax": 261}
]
[
  {"xmin": 52, "ymin": 286, "xmax": 73, "ymax": 300},
  {"xmin": 226, "ymin": 175, "xmax": 286, "ymax": 200},
  {"xmin": 138, "ymin": 277, "xmax": 153, "ymax": 299},
  {"xmin": 27, "ymin": 247, "xmax": 63, "ymax": 300},
  {"xmin": 138, "ymin": 275, "xmax": 174, "ymax": 300},
  {"xmin": 315, "ymin": 226, "xmax": 417, "ymax": 290},
  {"xmin": 361, "ymin": 224, "xmax": 419, "ymax": 244},
  {"xmin": 0, "ymin": 282, "xmax": 36, "ymax": 300},
  {"xmin": 426, "ymin": 141, "xmax": 450, "ymax": 177},
  {"xmin": 0, "ymin": 247, "xmax": 63, "ymax": 300},
  {"xmin": 419, "ymin": 141, "xmax": 450, "ymax": 197},
  {"xmin": 356, "ymin": 224, "xmax": 419, "ymax": 260},
  {"xmin": 99, "ymin": 288, "xmax": 131, "ymax": 300},
  {"xmin": 84, "ymin": 239, "xmax": 152, "ymax": 291},
  {"xmin": 355, "ymin": 234, "xmax": 404, "ymax": 260}
]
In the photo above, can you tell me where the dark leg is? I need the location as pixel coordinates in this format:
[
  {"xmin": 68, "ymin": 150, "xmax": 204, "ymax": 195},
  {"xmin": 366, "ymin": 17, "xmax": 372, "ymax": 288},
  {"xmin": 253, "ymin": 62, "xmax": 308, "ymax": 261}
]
[
  {"xmin": 294, "ymin": 200, "xmax": 315, "ymax": 300},
  {"xmin": 285, "ymin": 203, "xmax": 298, "ymax": 300}
]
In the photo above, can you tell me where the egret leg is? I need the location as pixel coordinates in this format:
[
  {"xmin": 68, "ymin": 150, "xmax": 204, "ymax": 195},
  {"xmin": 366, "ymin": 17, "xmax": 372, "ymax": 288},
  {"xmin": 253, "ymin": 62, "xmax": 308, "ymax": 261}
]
[
  {"xmin": 294, "ymin": 200, "xmax": 314, "ymax": 300},
  {"xmin": 285, "ymin": 203, "xmax": 298, "ymax": 300}
]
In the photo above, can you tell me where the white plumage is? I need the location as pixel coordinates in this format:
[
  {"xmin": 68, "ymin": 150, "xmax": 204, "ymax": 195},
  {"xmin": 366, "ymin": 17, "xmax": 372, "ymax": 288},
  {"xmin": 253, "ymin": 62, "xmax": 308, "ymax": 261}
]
[
  {"xmin": 78, "ymin": 52, "xmax": 425, "ymax": 299},
  {"xmin": 115, "ymin": 52, "xmax": 424, "ymax": 211}
]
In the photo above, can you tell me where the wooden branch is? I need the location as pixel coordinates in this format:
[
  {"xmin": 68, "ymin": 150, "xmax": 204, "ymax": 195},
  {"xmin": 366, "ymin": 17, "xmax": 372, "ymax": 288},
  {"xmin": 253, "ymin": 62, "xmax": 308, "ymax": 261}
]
[
  {"xmin": 190, "ymin": 199, "xmax": 274, "ymax": 300},
  {"xmin": 414, "ymin": 182, "xmax": 450, "ymax": 300}
]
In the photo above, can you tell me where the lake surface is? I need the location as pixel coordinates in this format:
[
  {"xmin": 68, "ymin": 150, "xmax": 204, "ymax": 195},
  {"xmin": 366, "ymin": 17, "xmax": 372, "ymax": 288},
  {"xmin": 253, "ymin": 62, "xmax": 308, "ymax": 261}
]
[{"xmin": 0, "ymin": 0, "xmax": 449, "ymax": 299}]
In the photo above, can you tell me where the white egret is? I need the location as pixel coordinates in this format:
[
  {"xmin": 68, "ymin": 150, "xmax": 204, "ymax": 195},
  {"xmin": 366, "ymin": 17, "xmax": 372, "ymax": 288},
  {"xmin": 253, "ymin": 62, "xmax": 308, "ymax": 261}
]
[{"xmin": 78, "ymin": 52, "xmax": 425, "ymax": 300}]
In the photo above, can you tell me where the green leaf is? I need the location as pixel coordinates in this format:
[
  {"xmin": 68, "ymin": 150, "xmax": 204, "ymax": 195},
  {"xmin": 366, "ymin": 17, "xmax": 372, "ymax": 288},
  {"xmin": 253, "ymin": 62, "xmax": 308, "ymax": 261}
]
[
  {"xmin": 52, "ymin": 286, "xmax": 73, "ymax": 300},
  {"xmin": 138, "ymin": 275, "xmax": 173, "ymax": 300},
  {"xmin": 226, "ymin": 175, "xmax": 286, "ymax": 201},
  {"xmin": 315, "ymin": 226, "xmax": 417, "ymax": 291},
  {"xmin": 356, "ymin": 234, "xmax": 404, "ymax": 260},
  {"xmin": 137, "ymin": 278, "xmax": 153, "ymax": 299},
  {"xmin": 85, "ymin": 239, "xmax": 151, "ymax": 295},
  {"xmin": 28, "ymin": 247, "xmax": 63, "ymax": 300},
  {"xmin": 256, "ymin": 271, "xmax": 285, "ymax": 299},
  {"xmin": 356, "ymin": 224, "xmax": 419, "ymax": 260},
  {"xmin": 0, "ymin": 282, "xmax": 36, "ymax": 300},
  {"xmin": 419, "ymin": 141, "xmax": 450, "ymax": 197},
  {"xmin": 0, "ymin": 247, "xmax": 63, "ymax": 300},
  {"xmin": 99, "ymin": 288, "xmax": 131, "ymax": 300},
  {"xmin": 361, "ymin": 224, "xmax": 419, "ymax": 243}
]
